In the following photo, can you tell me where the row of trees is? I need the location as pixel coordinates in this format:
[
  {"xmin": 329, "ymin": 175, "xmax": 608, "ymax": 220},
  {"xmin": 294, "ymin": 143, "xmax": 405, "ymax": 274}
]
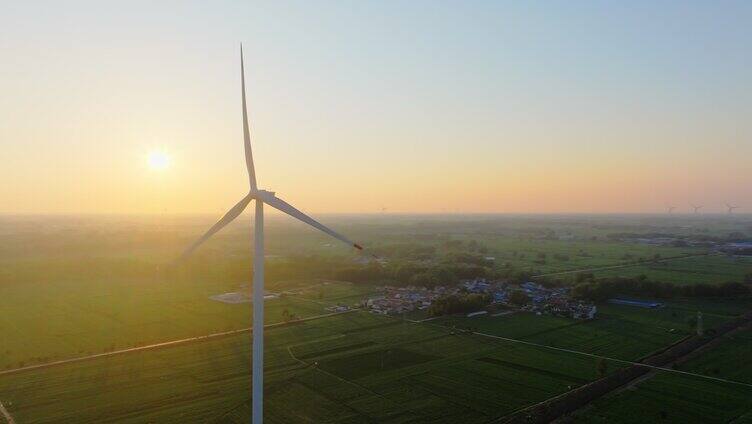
[
  {"xmin": 428, "ymin": 293, "xmax": 491, "ymax": 316},
  {"xmin": 571, "ymin": 276, "xmax": 750, "ymax": 302},
  {"xmin": 367, "ymin": 239, "xmax": 492, "ymax": 262},
  {"xmin": 334, "ymin": 261, "xmax": 492, "ymax": 288},
  {"xmin": 607, "ymin": 231, "xmax": 750, "ymax": 243}
]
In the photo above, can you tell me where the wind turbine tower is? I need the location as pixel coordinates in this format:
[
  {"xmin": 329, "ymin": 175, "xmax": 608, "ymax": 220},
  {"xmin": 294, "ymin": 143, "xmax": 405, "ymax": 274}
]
[
  {"xmin": 690, "ymin": 204, "xmax": 703, "ymax": 214},
  {"xmin": 726, "ymin": 203, "xmax": 740, "ymax": 214},
  {"xmin": 666, "ymin": 205, "xmax": 677, "ymax": 214},
  {"xmin": 181, "ymin": 46, "xmax": 364, "ymax": 424}
]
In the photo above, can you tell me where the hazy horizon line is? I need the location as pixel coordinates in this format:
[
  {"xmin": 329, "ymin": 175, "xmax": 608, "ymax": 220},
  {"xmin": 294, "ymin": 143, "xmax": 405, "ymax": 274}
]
[{"xmin": 1, "ymin": 211, "xmax": 749, "ymax": 218}]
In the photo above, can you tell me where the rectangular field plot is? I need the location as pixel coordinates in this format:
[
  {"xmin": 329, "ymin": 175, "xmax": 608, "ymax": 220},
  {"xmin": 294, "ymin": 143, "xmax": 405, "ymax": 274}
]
[
  {"xmin": 479, "ymin": 238, "xmax": 703, "ymax": 275},
  {"xmin": 432, "ymin": 302, "xmax": 737, "ymax": 361},
  {"xmin": 319, "ymin": 348, "xmax": 439, "ymax": 381},
  {"xmin": 675, "ymin": 327, "xmax": 752, "ymax": 384},
  {"xmin": 0, "ymin": 277, "xmax": 352, "ymax": 370},
  {"xmin": 577, "ymin": 324, "xmax": 752, "ymax": 423},
  {"xmin": 433, "ymin": 312, "xmax": 576, "ymax": 339},
  {"xmin": 591, "ymin": 255, "xmax": 752, "ymax": 285},
  {"xmin": 578, "ymin": 372, "xmax": 752, "ymax": 423}
]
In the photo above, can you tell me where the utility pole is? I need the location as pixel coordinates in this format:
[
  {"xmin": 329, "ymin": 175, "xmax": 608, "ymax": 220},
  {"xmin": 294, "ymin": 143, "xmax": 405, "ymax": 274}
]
[{"xmin": 697, "ymin": 311, "xmax": 704, "ymax": 336}]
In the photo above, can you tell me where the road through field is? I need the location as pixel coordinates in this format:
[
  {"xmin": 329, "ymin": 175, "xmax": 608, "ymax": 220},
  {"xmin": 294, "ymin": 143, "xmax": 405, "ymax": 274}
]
[
  {"xmin": 0, "ymin": 401, "xmax": 15, "ymax": 424},
  {"xmin": 532, "ymin": 253, "xmax": 711, "ymax": 278},
  {"xmin": 0, "ymin": 308, "xmax": 358, "ymax": 378}
]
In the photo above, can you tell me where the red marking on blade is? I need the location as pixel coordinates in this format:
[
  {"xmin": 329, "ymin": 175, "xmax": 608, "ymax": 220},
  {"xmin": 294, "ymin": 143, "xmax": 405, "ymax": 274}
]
[{"xmin": 354, "ymin": 243, "xmax": 363, "ymax": 250}]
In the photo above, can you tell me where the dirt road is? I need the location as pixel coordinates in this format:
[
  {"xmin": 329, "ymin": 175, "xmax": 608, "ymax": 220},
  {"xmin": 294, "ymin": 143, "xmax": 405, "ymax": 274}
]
[
  {"xmin": 0, "ymin": 401, "xmax": 15, "ymax": 424},
  {"xmin": 0, "ymin": 308, "xmax": 358, "ymax": 378}
]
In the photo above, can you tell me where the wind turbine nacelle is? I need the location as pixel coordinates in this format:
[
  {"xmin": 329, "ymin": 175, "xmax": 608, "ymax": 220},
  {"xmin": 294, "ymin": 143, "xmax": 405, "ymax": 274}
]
[{"xmin": 253, "ymin": 189, "xmax": 276, "ymax": 198}]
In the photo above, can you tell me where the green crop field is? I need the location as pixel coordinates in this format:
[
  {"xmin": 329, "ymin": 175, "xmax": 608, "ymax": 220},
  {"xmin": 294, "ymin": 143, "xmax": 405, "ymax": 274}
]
[
  {"xmin": 590, "ymin": 255, "xmax": 752, "ymax": 285},
  {"xmin": 578, "ymin": 372, "xmax": 752, "ymax": 423},
  {"xmin": 1, "ymin": 214, "xmax": 751, "ymax": 422},
  {"xmin": 479, "ymin": 237, "xmax": 704, "ymax": 275},
  {"xmin": 675, "ymin": 329, "xmax": 752, "ymax": 383},
  {"xmin": 0, "ymin": 277, "xmax": 377, "ymax": 371},
  {"xmin": 576, "ymin": 324, "xmax": 752, "ymax": 423},
  {"xmin": 433, "ymin": 300, "xmax": 744, "ymax": 361},
  {"xmin": 0, "ymin": 311, "xmax": 620, "ymax": 423}
]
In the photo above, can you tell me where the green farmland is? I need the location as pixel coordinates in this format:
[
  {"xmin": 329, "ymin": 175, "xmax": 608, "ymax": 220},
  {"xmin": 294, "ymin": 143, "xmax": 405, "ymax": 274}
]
[
  {"xmin": 479, "ymin": 237, "xmax": 704, "ymax": 275},
  {"xmin": 0, "ymin": 312, "xmax": 618, "ymax": 423},
  {"xmin": 590, "ymin": 255, "xmax": 752, "ymax": 285},
  {"xmin": 578, "ymin": 372, "xmax": 752, "ymax": 423},
  {"xmin": 578, "ymin": 328, "xmax": 752, "ymax": 423},
  {"xmin": 677, "ymin": 328, "xmax": 752, "ymax": 383},
  {"xmin": 1, "ymin": 214, "xmax": 751, "ymax": 422},
  {"xmin": 433, "ymin": 300, "xmax": 740, "ymax": 361},
  {"xmin": 0, "ymin": 277, "xmax": 358, "ymax": 371}
]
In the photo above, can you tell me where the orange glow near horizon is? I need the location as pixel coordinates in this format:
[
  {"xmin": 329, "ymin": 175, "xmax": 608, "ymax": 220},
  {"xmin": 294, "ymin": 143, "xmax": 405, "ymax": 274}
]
[{"xmin": 2, "ymin": 2, "xmax": 751, "ymax": 215}]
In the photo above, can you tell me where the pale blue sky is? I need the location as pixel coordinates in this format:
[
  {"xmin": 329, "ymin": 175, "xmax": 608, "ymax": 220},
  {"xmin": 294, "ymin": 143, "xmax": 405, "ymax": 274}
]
[{"xmin": 2, "ymin": 1, "xmax": 751, "ymax": 213}]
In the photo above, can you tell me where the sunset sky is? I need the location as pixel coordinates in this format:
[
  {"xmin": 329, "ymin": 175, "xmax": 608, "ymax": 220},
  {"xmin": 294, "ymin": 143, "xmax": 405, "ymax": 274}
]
[{"xmin": 2, "ymin": 1, "xmax": 751, "ymax": 214}]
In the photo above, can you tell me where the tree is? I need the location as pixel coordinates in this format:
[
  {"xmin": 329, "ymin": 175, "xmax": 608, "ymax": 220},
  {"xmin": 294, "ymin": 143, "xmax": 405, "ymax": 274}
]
[
  {"xmin": 392, "ymin": 263, "xmax": 427, "ymax": 285},
  {"xmin": 574, "ymin": 272, "xmax": 595, "ymax": 283},
  {"xmin": 428, "ymin": 293, "xmax": 491, "ymax": 316},
  {"xmin": 686, "ymin": 316, "xmax": 697, "ymax": 328},
  {"xmin": 596, "ymin": 358, "xmax": 608, "ymax": 378},
  {"xmin": 508, "ymin": 291, "xmax": 530, "ymax": 306}
]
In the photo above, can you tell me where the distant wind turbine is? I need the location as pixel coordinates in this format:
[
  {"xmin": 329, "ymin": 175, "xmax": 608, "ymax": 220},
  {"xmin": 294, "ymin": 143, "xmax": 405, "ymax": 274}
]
[
  {"xmin": 181, "ymin": 46, "xmax": 363, "ymax": 424},
  {"xmin": 666, "ymin": 205, "xmax": 677, "ymax": 214},
  {"xmin": 690, "ymin": 204, "xmax": 703, "ymax": 214},
  {"xmin": 726, "ymin": 203, "xmax": 740, "ymax": 214}
]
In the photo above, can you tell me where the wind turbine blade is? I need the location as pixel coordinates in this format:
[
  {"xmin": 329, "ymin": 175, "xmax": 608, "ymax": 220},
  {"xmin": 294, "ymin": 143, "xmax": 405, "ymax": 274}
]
[
  {"xmin": 240, "ymin": 44, "xmax": 258, "ymax": 191},
  {"xmin": 181, "ymin": 194, "xmax": 253, "ymax": 259},
  {"xmin": 258, "ymin": 192, "xmax": 363, "ymax": 250}
]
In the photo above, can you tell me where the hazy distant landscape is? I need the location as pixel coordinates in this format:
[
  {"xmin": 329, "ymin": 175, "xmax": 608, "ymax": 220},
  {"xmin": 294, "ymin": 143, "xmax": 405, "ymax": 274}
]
[
  {"xmin": 2, "ymin": 213, "xmax": 751, "ymax": 422},
  {"xmin": 4, "ymin": 2, "xmax": 752, "ymax": 422}
]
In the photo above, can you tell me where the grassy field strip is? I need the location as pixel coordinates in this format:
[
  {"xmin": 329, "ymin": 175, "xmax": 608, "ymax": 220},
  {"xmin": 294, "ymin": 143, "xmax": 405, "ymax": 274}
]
[
  {"xmin": 0, "ymin": 401, "xmax": 14, "ymax": 424},
  {"xmin": 532, "ymin": 252, "xmax": 711, "ymax": 277},
  {"xmin": 0, "ymin": 308, "xmax": 358, "ymax": 377}
]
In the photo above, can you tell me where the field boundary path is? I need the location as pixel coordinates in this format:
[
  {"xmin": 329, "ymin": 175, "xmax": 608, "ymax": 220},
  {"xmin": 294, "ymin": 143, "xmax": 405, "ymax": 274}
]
[
  {"xmin": 532, "ymin": 252, "xmax": 711, "ymax": 278},
  {"xmin": 0, "ymin": 308, "xmax": 358, "ymax": 377},
  {"xmin": 0, "ymin": 401, "xmax": 15, "ymax": 424}
]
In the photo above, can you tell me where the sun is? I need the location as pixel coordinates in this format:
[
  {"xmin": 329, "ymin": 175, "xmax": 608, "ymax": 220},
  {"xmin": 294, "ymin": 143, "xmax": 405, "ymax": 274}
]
[{"xmin": 147, "ymin": 150, "xmax": 170, "ymax": 170}]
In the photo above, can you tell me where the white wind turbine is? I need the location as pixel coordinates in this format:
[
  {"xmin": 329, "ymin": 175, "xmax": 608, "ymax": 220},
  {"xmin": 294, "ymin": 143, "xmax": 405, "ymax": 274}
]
[
  {"xmin": 726, "ymin": 203, "xmax": 740, "ymax": 214},
  {"xmin": 690, "ymin": 203, "xmax": 703, "ymax": 214},
  {"xmin": 181, "ymin": 46, "xmax": 363, "ymax": 424}
]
